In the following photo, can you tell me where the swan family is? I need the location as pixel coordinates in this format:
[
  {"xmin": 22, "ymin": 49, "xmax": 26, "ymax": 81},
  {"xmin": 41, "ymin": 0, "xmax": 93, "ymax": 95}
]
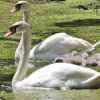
[
  {"xmin": 3, "ymin": 0, "xmax": 100, "ymax": 91},
  {"xmin": 10, "ymin": 1, "xmax": 100, "ymax": 64},
  {"xmin": 54, "ymin": 51, "xmax": 100, "ymax": 67},
  {"xmin": 5, "ymin": 21, "xmax": 100, "ymax": 91},
  {"xmin": 54, "ymin": 51, "xmax": 86, "ymax": 66}
]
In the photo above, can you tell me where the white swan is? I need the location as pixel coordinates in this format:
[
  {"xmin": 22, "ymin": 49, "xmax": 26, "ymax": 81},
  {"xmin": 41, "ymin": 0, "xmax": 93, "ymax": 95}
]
[
  {"xmin": 85, "ymin": 53, "xmax": 100, "ymax": 67},
  {"xmin": 5, "ymin": 21, "xmax": 100, "ymax": 91},
  {"xmin": 54, "ymin": 54, "xmax": 82, "ymax": 66},
  {"xmin": 10, "ymin": 1, "xmax": 100, "ymax": 62},
  {"xmin": 10, "ymin": 1, "xmax": 31, "ymax": 65}
]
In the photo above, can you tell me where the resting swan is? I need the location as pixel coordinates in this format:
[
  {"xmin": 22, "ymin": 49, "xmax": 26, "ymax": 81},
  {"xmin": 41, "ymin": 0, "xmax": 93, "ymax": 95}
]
[
  {"xmin": 5, "ymin": 21, "xmax": 100, "ymax": 91},
  {"xmin": 85, "ymin": 53, "xmax": 100, "ymax": 67},
  {"xmin": 11, "ymin": 1, "xmax": 100, "ymax": 62},
  {"xmin": 54, "ymin": 51, "xmax": 88, "ymax": 66}
]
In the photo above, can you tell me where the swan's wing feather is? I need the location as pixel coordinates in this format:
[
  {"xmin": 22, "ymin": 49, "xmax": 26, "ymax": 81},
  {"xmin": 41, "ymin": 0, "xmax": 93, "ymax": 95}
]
[
  {"xmin": 19, "ymin": 63, "xmax": 98, "ymax": 87},
  {"xmin": 32, "ymin": 33, "xmax": 68, "ymax": 53}
]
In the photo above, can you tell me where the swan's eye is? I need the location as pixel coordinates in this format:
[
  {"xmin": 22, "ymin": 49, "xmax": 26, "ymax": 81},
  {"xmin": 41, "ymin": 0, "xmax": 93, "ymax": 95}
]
[
  {"xmin": 15, "ymin": 4, "xmax": 23, "ymax": 9},
  {"xmin": 9, "ymin": 25, "xmax": 19, "ymax": 31}
]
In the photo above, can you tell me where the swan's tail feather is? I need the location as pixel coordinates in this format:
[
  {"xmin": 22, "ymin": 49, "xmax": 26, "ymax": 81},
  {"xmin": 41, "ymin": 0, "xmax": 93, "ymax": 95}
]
[
  {"xmin": 78, "ymin": 41, "xmax": 100, "ymax": 56},
  {"xmin": 89, "ymin": 41, "xmax": 100, "ymax": 52},
  {"xmin": 93, "ymin": 41, "xmax": 100, "ymax": 48},
  {"xmin": 90, "ymin": 41, "xmax": 100, "ymax": 52}
]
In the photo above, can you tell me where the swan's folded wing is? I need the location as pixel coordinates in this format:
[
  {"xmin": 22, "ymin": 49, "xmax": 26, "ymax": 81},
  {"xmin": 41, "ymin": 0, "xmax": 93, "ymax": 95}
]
[{"xmin": 32, "ymin": 33, "xmax": 68, "ymax": 53}]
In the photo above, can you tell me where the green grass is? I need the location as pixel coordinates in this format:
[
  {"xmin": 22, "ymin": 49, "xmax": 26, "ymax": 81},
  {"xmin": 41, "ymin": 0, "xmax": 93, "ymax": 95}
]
[
  {"xmin": 0, "ymin": 0, "xmax": 100, "ymax": 99},
  {"xmin": 0, "ymin": 91, "xmax": 13, "ymax": 100}
]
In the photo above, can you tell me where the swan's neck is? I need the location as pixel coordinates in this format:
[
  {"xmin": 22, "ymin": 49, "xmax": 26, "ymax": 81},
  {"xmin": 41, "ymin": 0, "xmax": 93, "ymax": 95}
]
[
  {"xmin": 15, "ymin": 33, "xmax": 23, "ymax": 61},
  {"xmin": 15, "ymin": 10, "xmax": 30, "ymax": 60},
  {"xmin": 23, "ymin": 10, "xmax": 30, "ymax": 24},
  {"xmin": 15, "ymin": 10, "xmax": 30, "ymax": 63},
  {"xmin": 12, "ymin": 28, "xmax": 31, "ymax": 86}
]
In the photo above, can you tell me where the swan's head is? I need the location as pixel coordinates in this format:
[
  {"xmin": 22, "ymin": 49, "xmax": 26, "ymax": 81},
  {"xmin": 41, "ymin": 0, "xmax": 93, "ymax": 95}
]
[
  {"xmin": 81, "ymin": 53, "xmax": 89, "ymax": 59},
  {"xmin": 4, "ymin": 21, "xmax": 29, "ymax": 37},
  {"xmin": 10, "ymin": 1, "xmax": 31, "ymax": 13},
  {"xmin": 71, "ymin": 51, "xmax": 78, "ymax": 56},
  {"xmin": 54, "ymin": 57, "xmax": 65, "ymax": 63}
]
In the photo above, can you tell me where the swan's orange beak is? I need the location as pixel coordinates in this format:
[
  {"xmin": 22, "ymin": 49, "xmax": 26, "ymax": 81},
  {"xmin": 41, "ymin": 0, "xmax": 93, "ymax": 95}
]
[
  {"xmin": 10, "ymin": 7, "xmax": 19, "ymax": 13},
  {"xmin": 4, "ymin": 29, "xmax": 16, "ymax": 37},
  {"xmin": 4, "ymin": 31, "xmax": 13, "ymax": 37}
]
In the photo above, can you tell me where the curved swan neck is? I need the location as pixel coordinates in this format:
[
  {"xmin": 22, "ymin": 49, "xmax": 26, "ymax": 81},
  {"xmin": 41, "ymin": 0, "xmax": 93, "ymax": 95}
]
[
  {"xmin": 23, "ymin": 10, "xmax": 30, "ymax": 25},
  {"xmin": 15, "ymin": 10, "xmax": 30, "ymax": 63},
  {"xmin": 15, "ymin": 33, "xmax": 23, "ymax": 59},
  {"xmin": 15, "ymin": 9, "xmax": 31, "ymax": 54},
  {"xmin": 12, "ymin": 27, "xmax": 31, "ymax": 86}
]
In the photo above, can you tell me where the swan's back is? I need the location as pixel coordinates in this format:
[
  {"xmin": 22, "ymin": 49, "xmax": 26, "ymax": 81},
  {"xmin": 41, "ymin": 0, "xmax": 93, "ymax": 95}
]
[
  {"xmin": 23, "ymin": 63, "xmax": 98, "ymax": 82},
  {"xmin": 30, "ymin": 32, "xmax": 69, "ymax": 53},
  {"xmin": 29, "ymin": 32, "xmax": 94, "ymax": 60},
  {"xmin": 64, "ymin": 36, "xmax": 92, "ymax": 48},
  {"xmin": 33, "ymin": 63, "xmax": 97, "ymax": 74},
  {"xmin": 16, "ymin": 63, "xmax": 99, "ymax": 90},
  {"xmin": 35, "ymin": 34, "xmax": 92, "ymax": 52},
  {"xmin": 31, "ymin": 33, "xmax": 92, "ymax": 54}
]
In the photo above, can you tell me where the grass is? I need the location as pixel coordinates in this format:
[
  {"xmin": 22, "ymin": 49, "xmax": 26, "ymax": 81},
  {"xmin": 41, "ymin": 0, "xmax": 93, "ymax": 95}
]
[{"xmin": 0, "ymin": 0, "xmax": 100, "ymax": 99}]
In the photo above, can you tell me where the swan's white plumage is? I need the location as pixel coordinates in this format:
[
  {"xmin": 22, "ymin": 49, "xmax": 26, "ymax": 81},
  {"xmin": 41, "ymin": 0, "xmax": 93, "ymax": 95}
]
[
  {"xmin": 11, "ymin": 1, "xmax": 100, "ymax": 62},
  {"xmin": 29, "ymin": 32, "xmax": 93, "ymax": 60},
  {"xmin": 6, "ymin": 21, "xmax": 100, "ymax": 91},
  {"xmin": 15, "ymin": 63, "xmax": 100, "ymax": 90}
]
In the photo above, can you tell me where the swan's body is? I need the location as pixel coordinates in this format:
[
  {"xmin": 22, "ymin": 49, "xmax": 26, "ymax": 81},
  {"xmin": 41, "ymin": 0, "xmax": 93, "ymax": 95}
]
[
  {"xmin": 54, "ymin": 51, "xmax": 88, "ymax": 66},
  {"xmin": 29, "ymin": 32, "xmax": 93, "ymax": 60},
  {"xmin": 11, "ymin": 1, "xmax": 100, "ymax": 64},
  {"xmin": 91, "ymin": 53, "xmax": 100, "ymax": 61},
  {"xmin": 54, "ymin": 56, "xmax": 82, "ymax": 66},
  {"xmin": 86, "ymin": 58, "xmax": 98, "ymax": 67},
  {"xmin": 54, "ymin": 51, "xmax": 82, "ymax": 65},
  {"xmin": 85, "ymin": 53, "xmax": 100, "ymax": 67},
  {"xmin": 93, "ymin": 53, "xmax": 100, "ymax": 66},
  {"xmin": 15, "ymin": 63, "xmax": 100, "ymax": 90},
  {"xmin": 5, "ymin": 21, "xmax": 100, "ymax": 91}
]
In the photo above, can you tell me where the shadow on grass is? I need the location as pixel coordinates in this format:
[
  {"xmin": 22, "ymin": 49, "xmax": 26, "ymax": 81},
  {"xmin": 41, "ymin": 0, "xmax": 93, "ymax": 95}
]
[
  {"xmin": 54, "ymin": 19, "xmax": 100, "ymax": 27},
  {"xmin": 0, "ymin": 37, "xmax": 43, "ymax": 45},
  {"xmin": 31, "ymin": 38, "xmax": 43, "ymax": 45},
  {"xmin": 71, "ymin": 5, "xmax": 100, "ymax": 9},
  {"xmin": 2, "ymin": 0, "xmax": 17, "ymax": 3},
  {"xmin": 0, "ymin": 37, "xmax": 20, "ymax": 42},
  {"xmin": 0, "ymin": 73, "xmax": 13, "ymax": 83},
  {"xmin": 0, "ymin": 58, "xmax": 15, "ymax": 66}
]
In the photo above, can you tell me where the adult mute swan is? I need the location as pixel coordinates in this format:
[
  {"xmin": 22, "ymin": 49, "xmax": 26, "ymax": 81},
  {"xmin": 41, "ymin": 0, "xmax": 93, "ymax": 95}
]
[
  {"xmin": 10, "ymin": 1, "xmax": 100, "ymax": 62},
  {"xmin": 5, "ymin": 21, "xmax": 100, "ymax": 91}
]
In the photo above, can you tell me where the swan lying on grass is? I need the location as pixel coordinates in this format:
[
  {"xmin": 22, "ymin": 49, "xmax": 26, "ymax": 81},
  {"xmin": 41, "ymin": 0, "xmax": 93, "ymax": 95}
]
[
  {"xmin": 5, "ymin": 21, "xmax": 100, "ymax": 91},
  {"xmin": 10, "ymin": 1, "xmax": 100, "ymax": 65},
  {"xmin": 54, "ymin": 51, "xmax": 88, "ymax": 66},
  {"xmin": 85, "ymin": 53, "xmax": 100, "ymax": 67}
]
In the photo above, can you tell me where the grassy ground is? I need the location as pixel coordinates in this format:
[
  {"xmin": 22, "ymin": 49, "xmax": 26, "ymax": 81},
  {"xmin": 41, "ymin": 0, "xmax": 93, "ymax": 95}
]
[{"xmin": 0, "ymin": 0, "xmax": 100, "ymax": 99}]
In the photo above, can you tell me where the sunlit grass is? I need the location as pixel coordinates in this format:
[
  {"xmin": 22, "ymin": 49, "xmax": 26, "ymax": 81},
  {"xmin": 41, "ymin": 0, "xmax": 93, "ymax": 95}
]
[
  {"xmin": 0, "ymin": 91, "xmax": 13, "ymax": 100},
  {"xmin": 0, "ymin": 0, "xmax": 100, "ymax": 99}
]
